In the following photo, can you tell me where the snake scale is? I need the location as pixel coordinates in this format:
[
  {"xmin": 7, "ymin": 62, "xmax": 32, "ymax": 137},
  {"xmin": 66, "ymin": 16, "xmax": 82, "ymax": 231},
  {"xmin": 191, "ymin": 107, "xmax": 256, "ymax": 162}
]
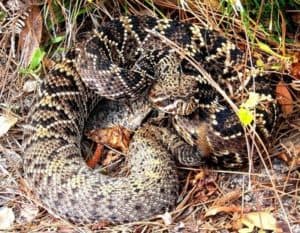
[{"xmin": 23, "ymin": 16, "xmax": 282, "ymax": 224}]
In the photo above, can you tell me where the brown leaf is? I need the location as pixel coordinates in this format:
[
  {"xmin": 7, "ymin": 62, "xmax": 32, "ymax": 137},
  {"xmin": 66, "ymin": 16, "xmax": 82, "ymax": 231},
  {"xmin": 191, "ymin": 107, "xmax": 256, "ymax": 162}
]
[
  {"xmin": 87, "ymin": 126, "xmax": 132, "ymax": 153},
  {"xmin": 276, "ymin": 81, "xmax": 294, "ymax": 116},
  {"xmin": 277, "ymin": 152, "xmax": 291, "ymax": 163},
  {"xmin": 18, "ymin": 5, "xmax": 43, "ymax": 67},
  {"xmin": 191, "ymin": 170, "xmax": 218, "ymax": 203},
  {"xmin": 86, "ymin": 144, "xmax": 104, "ymax": 169},
  {"xmin": 213, "ymin": 189, "xmax": 241, "ymax": 206},
  {"xmin": 86, "ymin": 126, "xmax": 132, "ymax": 168},
  {"xmin": 0, "ymin": 113, "xmax": 18, "ymax": 137},
  {"xmin": 291, "ymin": 62, "xmax": 300, "ymax": 80},
  {"xmin": 238, "ymin": 211, "xmax": 281, "ymax": 232},
  {"xmin": 205, "ymin": 204, "xmax": 243, "ymax": 217}
]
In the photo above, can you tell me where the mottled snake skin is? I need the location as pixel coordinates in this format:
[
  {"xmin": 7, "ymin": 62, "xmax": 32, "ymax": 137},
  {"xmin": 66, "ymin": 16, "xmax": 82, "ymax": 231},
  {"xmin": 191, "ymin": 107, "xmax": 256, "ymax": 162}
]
[{"xmin": 23, "ymin": 16, "xmax": 282, "ymax": 224}]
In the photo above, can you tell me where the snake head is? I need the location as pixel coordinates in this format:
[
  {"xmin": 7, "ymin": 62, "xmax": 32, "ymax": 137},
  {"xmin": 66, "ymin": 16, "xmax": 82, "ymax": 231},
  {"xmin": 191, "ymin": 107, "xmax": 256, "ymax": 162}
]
[
  {"xmin": 172, "ymin": 111, "xmax": 212, "ymax": 157},
  {"xmin": 149, "ymin": 74, "xmax": 199, "ymax": 115}
]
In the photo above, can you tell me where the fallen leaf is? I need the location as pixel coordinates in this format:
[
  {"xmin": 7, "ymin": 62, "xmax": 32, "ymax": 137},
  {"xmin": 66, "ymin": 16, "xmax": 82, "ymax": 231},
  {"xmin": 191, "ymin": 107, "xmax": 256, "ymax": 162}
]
[
  {"xmin": 86, "ymin": 144, "xmax": 104, "ymax": 169},
  {"xmin": 23, "ymin": 79, "xmax": 37, "ymax": 93},
  {"xmin": 276, "ymin": 81, "xmax": 294, "ymax": 116},
  {"xmin": 0, "ymin": 113, "xmax": 18, "ymax": 137},
  {"xmin": 291, "ymin": 62, "xmax": 300, "ymax": 80},
  {"xmin": 277, "ymin": 152, "xmax": 290, "ymax": 163},
  {"xmin": 238, "ymin": 211, "xmax": 280, "ymax": 233},
  {"xmin": 191, "ymin": 170, "xmax": 218, "ymax": 203},
  {"xmin": 87, "ymin": 125, "xmax": 132, "ymax": 153},
  {"xmin": 213, "ymin": 189, "xmax": 241, "ymax": 206},
  {"xmin": 18, "ymin": 5, "xmax": 43, "ymax": 67},
  {"xmin": 159, "ymin": 212, "xmax": 173, "ymax": 225},
  {"xmin": 205, "ymin": 204, "xmax": 242, "ymax": 217},
  {"xmin": 86, "ymin": 126, "xmax": 132, "ymax": 168},
  {"xmin": 0, "ymin": 206, "xmax": 15, "ymax": 230}
]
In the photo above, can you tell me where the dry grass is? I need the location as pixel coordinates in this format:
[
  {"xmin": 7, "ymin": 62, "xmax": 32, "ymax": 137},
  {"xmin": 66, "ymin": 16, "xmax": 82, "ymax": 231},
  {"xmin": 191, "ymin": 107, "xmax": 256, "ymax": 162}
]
[{"xmin": 0, "ymin": 0, "xmax": 299, "ymax": 232}]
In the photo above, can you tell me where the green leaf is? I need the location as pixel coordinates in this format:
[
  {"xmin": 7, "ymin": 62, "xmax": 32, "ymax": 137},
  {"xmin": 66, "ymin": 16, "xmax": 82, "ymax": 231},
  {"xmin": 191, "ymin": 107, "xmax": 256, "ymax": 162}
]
[
  {"xmin": 28, "ymin": 48, "xmax": 45, "ymax": 71},
  {"xmin": 257, "ymin": 41, "xmax": 289, "ymax": 60},
  {"xmin": 237, "ymin": 108, "xmax": 254, "ymax": 126},
  {"xmin": 51, "ymin": 35, "xmax": 65, "ymax": 44}
]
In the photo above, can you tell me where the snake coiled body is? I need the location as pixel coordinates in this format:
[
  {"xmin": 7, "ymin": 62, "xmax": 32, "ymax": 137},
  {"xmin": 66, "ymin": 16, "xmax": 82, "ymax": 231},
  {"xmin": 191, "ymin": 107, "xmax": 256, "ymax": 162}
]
[{"xmin": 23, "ymin": 16, "xmax": 281, "ymax": 224}]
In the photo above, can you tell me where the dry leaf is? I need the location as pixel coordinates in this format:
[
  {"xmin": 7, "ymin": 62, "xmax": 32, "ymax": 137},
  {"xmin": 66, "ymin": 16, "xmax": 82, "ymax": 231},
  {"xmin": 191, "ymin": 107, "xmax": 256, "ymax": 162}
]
[
  {"xmin": 0, "ymin": 113, "xmax": 18, "ymax": 137},
  {"xmin": 238, "ymin": 211, "xmax": 280, "ymax": 233},
  {"xmin": 87, "ymin": 126, "xmax": 132, "ymax": 153},
  {"xmin": 0, "ymin": 207, "xmax": 15, "ymax": 230},
  {"xmin": 191, "ymin": 171, "xmax": 218, "ymax": 203},
  {"xmin": 213, "ymin": 189, "xmax": 241, "ymax": 206},
  {"xmin": 86, "ymin": 126, "xmax": 132, "ymax": 168},
  {"xmin": 86, "ymin": 144, "xmax": 104, "ymax": 169},
  {"xmin": 276, "ymin": 81, "xmax": 294, "ymax": 116},
  {"xmin": 159, "ymin": 212, "xmax": 173, "ymax": 225},
  {"xmin": 23, "ymin": 79, "xmax": 37, "ymax": 93},
  {"xmin": 205, "ymin": 204, "xmax": 242, "ymax": 217},
  {"xmin": 18, "ymin": 5, "xmax": 43, "ymax": 67},
  {"xmin": 291, "ymin": 62, "xmax": 300, "ymax": 79}
]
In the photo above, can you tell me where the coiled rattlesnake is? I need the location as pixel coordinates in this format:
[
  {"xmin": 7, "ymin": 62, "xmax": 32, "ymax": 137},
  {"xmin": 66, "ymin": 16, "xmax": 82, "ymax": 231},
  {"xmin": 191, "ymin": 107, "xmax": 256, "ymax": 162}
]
[{"xmin": 23, "ymin": 16, "xmax": 283, "ymax": 224}]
